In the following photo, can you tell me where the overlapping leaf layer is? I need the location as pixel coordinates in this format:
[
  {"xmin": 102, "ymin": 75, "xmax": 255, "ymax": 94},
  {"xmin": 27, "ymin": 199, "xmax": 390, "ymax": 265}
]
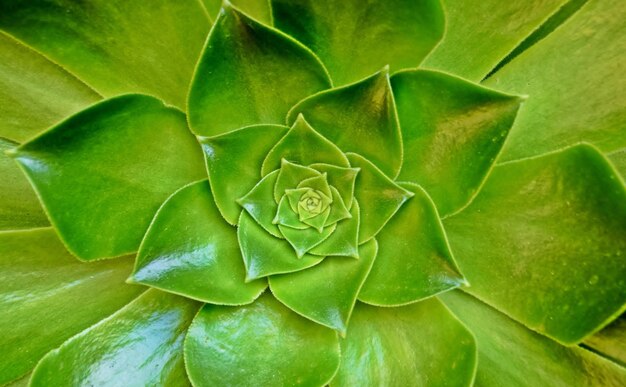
[{"xmin": 1, "ymin": 0, "xmax": 625, "ymax": 386}]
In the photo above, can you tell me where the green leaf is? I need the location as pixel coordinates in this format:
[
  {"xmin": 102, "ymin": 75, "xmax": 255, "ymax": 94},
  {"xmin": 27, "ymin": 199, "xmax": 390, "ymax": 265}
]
[
  {"xmin": 310, "ymin": 200, "xmax": 360, "ymax": 258},
  {"xmin": 585, "ymin": 313, "xmax": 626, "ymax": 367},
  {"xmin": 0, "ymin": 229, "xmax": 143, "ymax": 384},
  {"xmin": 188, "ymin": 4, "xmax": 331, "ymax": 137},
  {"xmin": 0, "ymin": 32, "xmax": 101, "ymax": 143},
  {"xmin": 0, "ymin": 138, "xmax": 48, "ymax": 231},
  {"xmin": 274, "ymin": 194, "xmax": 310, "ymax": 230},
  {"xmin": 270, "ymin": 239, "xmax": 377, "ymax": 333},
  {"xmin": 332, "ymin": 298, "xmax": 476, "ymax": 386},
  {"xmin": 441, "ymin": 290, "xmax": 626, "ymax": 386},
  {"xmin": 279, "ymin": 222, "xmax": 336, "ymax": 258},
  {"xmin": 274, "ymin": 159, "xmax": 321, "ymax": 202},
  {"xmin": 296, "ymin": 173, "xmax": 332, "ymax": 199},
  {"xmin": 422, "ymin": 0, "xmax": 567, "ymax": 81},
  {"xmin": 608, "ymin": 148, "xmax": 626, "ymax": 180},
  {"xmin": 288, "ymin": 69, "xmax": 403, "ymax": 178},
  {"xmin": 184, "ymin": 292, "xmax": 340, "ymax": 386},
  {"xmin": 238, "ymin": 211, "xmax": 324, "ymax": 280},
  {"xmin": 262, "ymin": 115, "xmax": 349, "ymax": 176},
  {"xmin": 199, "ymin": 124, "xmax": 288, "ymax": 225},
  {"xmin": 272, "ymin": 0, "xmax": 444, "ymax": 85},
  {"xmin": 202, "ymin": 0, "xmax": 273, "ymax": 25},
  {"xmin": 30, "ymin": 289, "xmax": 199, "ymax": 387},
  {"xmin": 359, "ymin": 183, "xmax": 465, "ymax": 306},
  {"xmin": 310, "ymin": 163, "xmax": 359, "ymax": 209},
  {"xmin": 444, "ymin": 144, "xmax": 626, "ymax": 344},
  {"xmin": 323, "ymin": 186, "xmax": 352, "ymax": 226},
  {"xmin": 131, "ymin": 181, "xmax": 267, "ymax": 305},
  {"xmin": 390, "ymin": 69, "xmax": 523, "ymax": 216},
  {"xmin": 238, "ymin": 170, "xmax": 282, "ymax": 238},
  {"xmin": 485, "ymin": 0, "xmax": 626, "ymax": 161},
  {"xmin": 9, "ymin": 94, "xmax": 206, "ymax": 260},
  {"xmin": 346, "ymin": 153, "xmax": 414, "ymax": 243},
  {"xmin": 0, "ymin": 0, "xmax": 209, "ymax": 109},
  {"xmin": 4, "ymin": 373, "xmax": 30, "ymax": 387}
]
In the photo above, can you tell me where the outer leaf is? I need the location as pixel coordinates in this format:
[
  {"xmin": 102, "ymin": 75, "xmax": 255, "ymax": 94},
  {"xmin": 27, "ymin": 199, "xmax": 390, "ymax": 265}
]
[
  {"xmin": 346, "ymin": 153, "xmax": 414, "ymax": 243},
  {"xmin": 391, "ymin": 69, "xmax": 523, "ymax": 216},
  {"xmin": 584, "ymin": 314, "xmax": 626, "ymax": 367},
  {"xmin": 184, "ymin": 292, "xmax": 340, "ymax": 387},
  {"xmin": 9, "ymin": 94, "xmax": 206, "ymax": 260},
  {"xmin": 270, "ymin": 239, "xmax": 377, "ymax": 333},
  {"xmin": 202, "ymin": 0, "xmax": 273, "ymax": 25},
  {"xmin": 288, "ymin": 69, "xmax": 403, "ymax": 178},
  {"xmin": 485, "ymin": 0, "xmax": 626, "ymax": 161},
  {"xmin": 188, "ymin": 4, "xmax": 331, "ymax": 137},
  {"xmin": 332, "ymin": 299, "xmax": 476, "ymax": 386},
  {"xmin": 199, "ymin": 124, "xmax": 288, "ymax": 225},
  {"xmin": 238, "ymin": 170, "xmax": 282, "ymax": 238},
  {"xmin": 131, "ymin": 181, "xmax": 267, "ymax": 305},
  {"xmin": 0, "ymin": 138, "xmax": 47, "ymax": 231},
  {"xmin": 272, "ymin": 0, "xmax": 444, "ymax": 85},
  {"xmin": 262, "ymin": 115, "xmax": 349, "ymax": 176},
  {"xmin": 0, "ymin": 0, "xmax": 209, "ymax": 109},
  {"xmin": 31, "ymin": 290, "xmax": 199, "ymax": 387},
  {"xmin": 359, "ymin": 183, "xmax": 465, "ymax": 306},
  {"xmin": 310, "ymin": 200, "xmax": 360, "ymax": 258},
  {"xmin": 238, "ymin": 212, "xmax": 324, "ymax": 280},
  {"xmin": 422, "ymin": 0, "xmax": 567, "ymax": 81},
  {"xmin": 0, "ymin": 229, "xmax": 142, "ymax": 384},
  {"xmin": 444, "ymin": 144, "xmax": 626, "ymax": 344},
  {"xmin": 0, "ymin": 32, "xmax": 100, "ymax": 142},
  {"xmin": 441, "ymin": 291, "xmax": 626, "ymax": 386},
  {"xmin": 279, "ymin": 223, "xmax": 336, "ymax": 258}
]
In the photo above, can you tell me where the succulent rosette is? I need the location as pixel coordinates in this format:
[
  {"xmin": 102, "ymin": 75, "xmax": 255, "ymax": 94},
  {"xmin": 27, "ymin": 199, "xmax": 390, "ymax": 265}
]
[{"xmin": 1, "ymin": 0, "xmax": 626, "ymax": 386}]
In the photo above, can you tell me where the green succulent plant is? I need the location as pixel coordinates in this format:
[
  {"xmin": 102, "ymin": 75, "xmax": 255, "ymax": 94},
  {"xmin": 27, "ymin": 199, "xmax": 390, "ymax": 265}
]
[{"xmin": 1, "ymin": 0, "xmax": 625, "ymax": 385}]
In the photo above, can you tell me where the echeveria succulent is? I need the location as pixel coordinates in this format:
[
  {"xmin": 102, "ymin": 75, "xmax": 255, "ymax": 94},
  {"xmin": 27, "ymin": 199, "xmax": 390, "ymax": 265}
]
[{"xmin": 1, "ymin": 0, "xmax": 625, "ymax": 386}]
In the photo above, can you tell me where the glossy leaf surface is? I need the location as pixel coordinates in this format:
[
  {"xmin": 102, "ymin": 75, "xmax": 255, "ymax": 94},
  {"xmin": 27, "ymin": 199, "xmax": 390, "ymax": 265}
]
[
  {"xmin": 270, "ymin": 239, "xmax": 377, "ymax": 333},
  {"xmin": 238, "ymin": 212, "xmax": 324, "ymax": 280},
  {"xmin": 485, "ymin": 0, "xmax": 626, "ymax": 161},
  {"xmin": 422, "ymin": 0, "xmax": 566, "ymax": 80},
  {"xmin": 131, "ymin": 181, "xmax": 267, "ymax": 305},
  {"xmin": 289, "ymin": 69, "xmax": 403, "ymax": 178},
  {"xmin": 185, "ymin": 292, "xmax": 340, "ymax": 386},
  {"xmin": 0, "ymin": 0, "xmax": 209, "ymax": 109},
  {"xmin": 0, "ymin": 32, "xmax": 100, "ymax": 142},
  {"xmin": 31, "ymin": 290, "xmax": 199, "ymax": 387},
  {"xmin": 188, "ymin": 4, "xmax": 330, "ymax": 137},
  {"xmin": 10, "ymin": 94, "xmax": 206, "ymax": 260},
  {"xmin": 346, "ymin": 153, "xmax": 413, "ymax": 243},
  {"xmin": 391, "ymin": 70, "xmax": 522, "ymax": 216},
  {"xmin": 359, "ymin": 184, "xmax": 465, "ymax": 306},
  {"xmin": 332, "ymin": 299, "xmax": 476, "ymax": 386},
  {"xmin": 0, "ymin": 229, "xmax": 142, "ymax": 384},
  {"xmin": 0, "ymin": 138, "xmax": 47, "ymax": 230},
  {"xmin": 262, "ymin": 115, "xmax": 349, "ymax": 176},
  {"xmin": 200, "ymin": 124, "xmax": 288, "ymax": 225},
  {"xmin": 272, "ymin": 0, "xmax": 444, "ymax": 85},
  {"xmin": 445, "ymin": 144, "xmax": 626, "ymax": 344},
  {"xmin": 441, "ymin": 291, "xmax": 626, "ymax": 386}
]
